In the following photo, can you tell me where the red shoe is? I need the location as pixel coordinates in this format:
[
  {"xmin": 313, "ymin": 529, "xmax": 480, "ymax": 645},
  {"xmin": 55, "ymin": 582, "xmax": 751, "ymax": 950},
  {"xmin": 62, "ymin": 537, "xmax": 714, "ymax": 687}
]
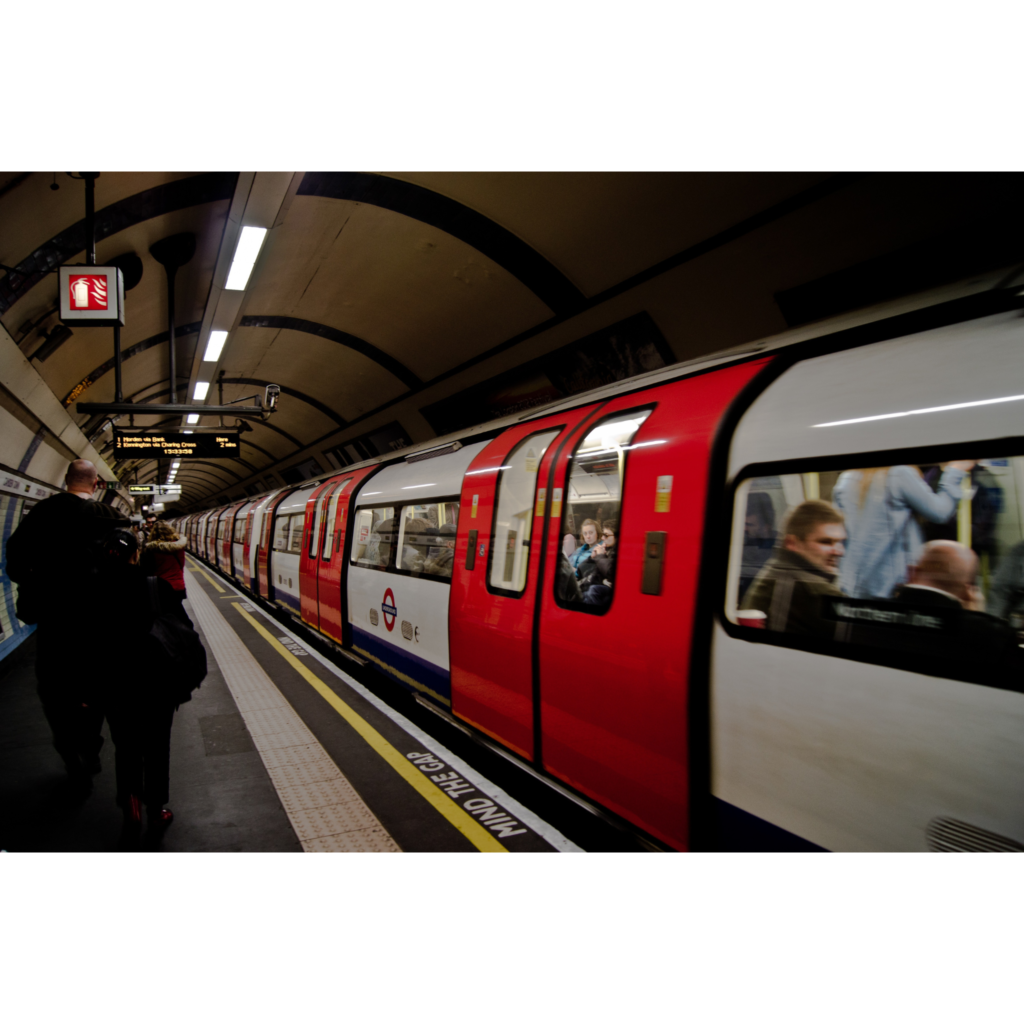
[{"xmin": 149, "ymin": 807, "xmax": 174, "ymax": 827}]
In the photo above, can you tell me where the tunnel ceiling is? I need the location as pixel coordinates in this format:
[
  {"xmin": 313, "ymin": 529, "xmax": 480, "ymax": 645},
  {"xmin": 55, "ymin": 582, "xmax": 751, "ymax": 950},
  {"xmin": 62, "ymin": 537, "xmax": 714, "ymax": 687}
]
[{"xmin": 3, "ymin": 170, "xmax": 1017, "ymax": 509}]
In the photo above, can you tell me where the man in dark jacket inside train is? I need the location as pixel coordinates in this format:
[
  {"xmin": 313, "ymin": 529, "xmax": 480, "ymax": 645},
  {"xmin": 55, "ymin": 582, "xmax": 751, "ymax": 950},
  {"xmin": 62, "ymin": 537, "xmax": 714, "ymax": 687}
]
[
  {"xmin": 740, "ymin": 500, "xmax": 846, "ymax": 635},
  {"xmin": 5, "ymin": 459, "xmax": 128, "ymax": 786}
]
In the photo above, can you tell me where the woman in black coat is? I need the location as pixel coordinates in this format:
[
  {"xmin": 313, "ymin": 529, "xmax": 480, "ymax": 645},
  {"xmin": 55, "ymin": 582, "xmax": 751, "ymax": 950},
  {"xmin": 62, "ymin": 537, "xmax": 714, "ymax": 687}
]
[{"xmin": 97, "ymin": 529, "xmax": 182, "ymax": 838}]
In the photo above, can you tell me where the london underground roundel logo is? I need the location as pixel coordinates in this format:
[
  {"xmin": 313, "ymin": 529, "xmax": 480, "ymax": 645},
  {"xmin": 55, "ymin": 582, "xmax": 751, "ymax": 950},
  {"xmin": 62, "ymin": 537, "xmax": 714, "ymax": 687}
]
[{"xmin": 381, "ymin": 588, "xmax": 397, "ymax": 632}]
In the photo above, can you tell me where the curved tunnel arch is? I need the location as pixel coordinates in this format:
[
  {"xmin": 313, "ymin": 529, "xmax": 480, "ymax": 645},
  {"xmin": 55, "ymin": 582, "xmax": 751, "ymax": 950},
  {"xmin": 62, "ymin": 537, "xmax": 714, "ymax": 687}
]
[
  {"xmin": 0, "ymin": 173, "xmax": 238, "ymax": 315},
  {"xmin": 297, "ymin": 172, "xmax": 586, "ymax": 315}
]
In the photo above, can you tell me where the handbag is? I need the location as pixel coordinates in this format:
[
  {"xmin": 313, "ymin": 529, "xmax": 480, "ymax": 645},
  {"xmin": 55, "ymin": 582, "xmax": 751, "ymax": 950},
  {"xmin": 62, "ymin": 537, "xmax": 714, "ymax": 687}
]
[{"xmin": 146, "ymin": 577, "xmax": 207, "ymax": 706}]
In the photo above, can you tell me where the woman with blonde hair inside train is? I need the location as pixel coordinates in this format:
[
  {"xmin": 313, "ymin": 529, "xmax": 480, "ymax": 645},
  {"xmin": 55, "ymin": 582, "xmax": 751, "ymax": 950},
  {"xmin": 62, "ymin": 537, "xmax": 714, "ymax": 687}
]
[
  {"xmin": 568, "ymin": 519, "xmax": 601, "ymax": 576},
  {"xmin": 832, "ymin": 461, "xmax": 975, "ymax": 599}
]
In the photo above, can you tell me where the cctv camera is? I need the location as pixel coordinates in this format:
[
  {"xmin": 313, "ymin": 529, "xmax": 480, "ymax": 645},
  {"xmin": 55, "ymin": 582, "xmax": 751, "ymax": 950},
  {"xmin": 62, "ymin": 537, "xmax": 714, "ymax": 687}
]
[{"xmin": 264, "ymin": 384, "xmax": 281, "ymax": 411}]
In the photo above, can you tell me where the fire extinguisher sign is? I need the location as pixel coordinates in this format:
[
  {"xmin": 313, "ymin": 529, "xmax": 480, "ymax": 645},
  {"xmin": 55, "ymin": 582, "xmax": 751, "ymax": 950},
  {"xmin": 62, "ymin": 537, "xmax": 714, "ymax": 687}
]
[{"xmin": 58, "ymin": 266, "xmax": 125, "ymax": 326}]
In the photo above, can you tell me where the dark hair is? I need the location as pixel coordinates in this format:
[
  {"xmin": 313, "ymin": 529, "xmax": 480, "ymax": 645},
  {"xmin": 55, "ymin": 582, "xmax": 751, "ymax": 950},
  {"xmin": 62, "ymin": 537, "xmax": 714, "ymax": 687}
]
[
  {"xmin": 102, "ymin": 528, "xmax": 139, "ymax": 565},
  {"xmin": 783, "ymin": 500, "xmax": 844, "ymax": 541},
  {"xmin": 601, "ymin": 520, "xmax": 618, "ymax": 536}
]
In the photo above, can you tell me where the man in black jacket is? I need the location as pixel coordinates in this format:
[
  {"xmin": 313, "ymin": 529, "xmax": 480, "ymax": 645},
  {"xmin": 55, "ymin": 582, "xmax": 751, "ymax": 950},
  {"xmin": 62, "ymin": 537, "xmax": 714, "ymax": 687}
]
[
  {"xmin": 6, "ymin": 459, "xmax": 128, "ymax": 784},
  {"xmin": 740, "ymin": 500, "xmax": 847, "ymax": 635},
  {"xmin": 887, "ymin": 540, "xmax": 1024, "ymax": 686}
]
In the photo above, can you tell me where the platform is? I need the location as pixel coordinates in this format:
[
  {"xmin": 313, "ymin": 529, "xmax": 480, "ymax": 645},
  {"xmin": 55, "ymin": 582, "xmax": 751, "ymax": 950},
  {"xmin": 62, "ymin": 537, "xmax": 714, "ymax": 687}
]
[{"xmin": 0, "ymin": 556, "xmax": 581, "ymax": 853}]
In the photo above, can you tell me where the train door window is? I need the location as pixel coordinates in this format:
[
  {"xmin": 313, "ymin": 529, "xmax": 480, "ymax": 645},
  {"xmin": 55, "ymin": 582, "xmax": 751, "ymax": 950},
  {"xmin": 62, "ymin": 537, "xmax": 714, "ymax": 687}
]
[
  {"xmin": 288, "ymin": 514, "xmax": 304, "ymax": 554},
  {"xmin": 396, "ymin": 501, "xmax": 460, "ymax": 578},
  {"xmin": 725, "ymin": 449, "xmax": 1024, "ymax": 688},
  {"xmin": 309, "ymin": 489, "xmax": 332, "ymax": 558},
  {"xmin": 322, "ymin": 478, "xmax": 353, "ymax": 559},
  {"xmin": 555, "ymin": 409, "xmax": 653, "ymax": 613},
  {"xmin": 272, "ymin": 515, "xmax": 290, "ymax": 551},
  {"xmin": 233, "ymin": 517, "xmax": 246, "ymax": 543},
  {"xmin": 489, "ymin": 429, "xmax": 560, "ymax": 595},
  {"xmin": 351, "ymin": 506, "xmax": 397, "ymax": 567},
  {"xmin": 261, "ymin": 510, "xmax": 272, "ymax": 550},
  {"xmin": 244, "ymin": 518, "xmax": 252, "ymax": 547}
]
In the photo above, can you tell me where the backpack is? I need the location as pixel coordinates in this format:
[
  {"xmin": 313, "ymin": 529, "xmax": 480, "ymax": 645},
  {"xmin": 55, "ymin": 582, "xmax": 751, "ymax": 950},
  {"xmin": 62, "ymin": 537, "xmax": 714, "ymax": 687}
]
[{"xmin": 145, "ymin": 577, "xmax": 208, "ymax": 706}]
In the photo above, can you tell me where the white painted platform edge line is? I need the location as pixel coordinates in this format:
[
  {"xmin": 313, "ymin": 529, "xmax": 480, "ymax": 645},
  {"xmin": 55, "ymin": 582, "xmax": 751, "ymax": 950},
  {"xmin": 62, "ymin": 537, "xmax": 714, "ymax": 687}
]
[
  {"xmin": 187, "ymin": 559, "xmax": 583, "ymax": 853},
  {"xmin": 185, "ymin": 575, "xmax": 399, "ymax": 851}
]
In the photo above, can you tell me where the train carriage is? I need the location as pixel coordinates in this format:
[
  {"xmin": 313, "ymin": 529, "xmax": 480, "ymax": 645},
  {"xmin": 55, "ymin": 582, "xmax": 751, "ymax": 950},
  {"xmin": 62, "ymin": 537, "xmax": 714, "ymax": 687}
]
[{"xmin": 180, "ymin": 288, "xmax": 1024, "ymax": 851}]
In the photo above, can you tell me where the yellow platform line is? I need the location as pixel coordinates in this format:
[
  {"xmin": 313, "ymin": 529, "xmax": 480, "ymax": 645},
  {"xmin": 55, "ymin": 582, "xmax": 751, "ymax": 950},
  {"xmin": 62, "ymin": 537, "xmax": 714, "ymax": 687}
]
[
  {"xmin": 187, "ymin": 561, "xmax": 224, "ymax": 593},
  {"xmin": 232, "ymin": 603, "xmax": 507, "ymax": 853}
]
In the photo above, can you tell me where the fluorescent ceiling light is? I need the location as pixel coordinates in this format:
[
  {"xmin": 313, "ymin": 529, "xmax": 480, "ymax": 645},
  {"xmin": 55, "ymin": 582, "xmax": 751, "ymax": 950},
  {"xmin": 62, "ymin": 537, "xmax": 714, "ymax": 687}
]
[
  {"xmin": 203, "ymin": 330, "xmax": 228, "ymax": 362},
  {"xmin": 224, "ymin": 226, "xmax": 268, "ymax": 291},
  {"xmin": 183, "ymin": 429, "xmax": 193, "ymax": 434},
  {"xmin": 194, "ymin": 382, "xmax": 209, "ymax": 401},
  {"xmin": 187, "ymin": 414, "xmax": 200, "ymax": 424},
  {"xmin": 172, "ymin": 462, "xmax": 181, "ymax": 469},
  {"xmin": 813, "ymin": 393, "xmax": 1024, "ymax": 428}
]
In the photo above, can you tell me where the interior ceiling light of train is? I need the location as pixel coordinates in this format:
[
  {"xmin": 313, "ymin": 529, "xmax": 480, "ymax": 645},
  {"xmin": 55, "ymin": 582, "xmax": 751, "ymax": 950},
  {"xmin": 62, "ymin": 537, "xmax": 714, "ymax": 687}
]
[{"xmin": 1, "ymin": 171, "xmax": 1021, "ymax": 511}]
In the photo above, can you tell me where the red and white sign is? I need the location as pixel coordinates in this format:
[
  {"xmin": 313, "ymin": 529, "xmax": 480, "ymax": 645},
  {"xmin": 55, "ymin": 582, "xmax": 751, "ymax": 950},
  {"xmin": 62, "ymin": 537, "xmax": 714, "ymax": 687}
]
[
  {"xmin": 68, "ymin": 274, "xmax": 109, "ymax": 310},
  {"xmin": 381, "ymin": 588, "xmax": 397, "ymax": 632},
  {"xmin": 58, "ymin": 265, "xmax": 124, "ymax": 326}
]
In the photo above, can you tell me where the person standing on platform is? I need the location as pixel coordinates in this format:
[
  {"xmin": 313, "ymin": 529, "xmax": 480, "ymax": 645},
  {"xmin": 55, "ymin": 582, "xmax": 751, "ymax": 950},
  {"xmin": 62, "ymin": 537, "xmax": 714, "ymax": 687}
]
[
  {"xmin": 140, "ymin": 520, "xmax": 189, "ymax": 622},
  {"xmin": 98, "ymin": 528, "xmax": 181, "ymax": 839},
  {"xmin": 5, "ymin": 459, "xmax": 128, "ymax": 788}
]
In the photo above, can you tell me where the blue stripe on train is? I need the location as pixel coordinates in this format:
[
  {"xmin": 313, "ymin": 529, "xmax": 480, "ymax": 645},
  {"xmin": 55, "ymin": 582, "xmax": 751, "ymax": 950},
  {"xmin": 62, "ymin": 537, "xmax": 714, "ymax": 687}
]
[
  {"xmin": 709, "ymin": 796, "xmax": 827, "ymax": 852},
  {"xmin": 351, "ymin": 625, "xmax": 451, "ymax": 705},
  {"xmin": 273, "ymin": 588, "xmax": 301, "ymax": 613}
]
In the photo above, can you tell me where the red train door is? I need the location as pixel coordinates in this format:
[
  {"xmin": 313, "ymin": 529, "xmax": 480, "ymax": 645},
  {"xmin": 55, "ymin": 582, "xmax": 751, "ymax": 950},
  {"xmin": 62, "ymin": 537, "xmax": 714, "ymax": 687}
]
[
  {"xmin": 315, "ymin": 468, "xmax": 376, "ymax": 645},
  {"xmin": 300, "ymin": 478, "xmax": 341, "ymax": 630},
  {"xmin": 449, "ymin": 405, "xmax": 601, "ymax": 759},
  {"xmin": 242, "ymin": 505, "xmax": 257, "ymax": 589},
  {"xmin": 535, "ymin": 360, "xmax": 770, "ymax": 850},
  {"xmin": 257, "ymin": 490, "xmax": 292, "ymax": 598}
]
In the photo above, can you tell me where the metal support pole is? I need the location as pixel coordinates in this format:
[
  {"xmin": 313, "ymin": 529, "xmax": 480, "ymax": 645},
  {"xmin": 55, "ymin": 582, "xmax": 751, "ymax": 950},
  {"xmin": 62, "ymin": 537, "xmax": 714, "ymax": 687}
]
[
  {"xmin": 113, "ymin": 322, "xmax": 123, "ymax": 403},
  {"xmin": 167, "ymin": 267, "xmax": 177, "ymax": 404},
  {"xmin": 82, "ymin": 173, "xmax": 99, "ymax": 266},
  {"xmin": 218, "ymin": 371, "xmax": 225, "ymax": 428}
]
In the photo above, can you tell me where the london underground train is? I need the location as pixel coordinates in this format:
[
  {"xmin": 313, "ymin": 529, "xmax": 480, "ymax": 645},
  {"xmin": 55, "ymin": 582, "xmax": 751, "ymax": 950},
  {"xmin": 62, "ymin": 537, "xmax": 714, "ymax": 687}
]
[{"xmin": 175, "ymin": 286, "xmax": 1024, "ymax": 852}]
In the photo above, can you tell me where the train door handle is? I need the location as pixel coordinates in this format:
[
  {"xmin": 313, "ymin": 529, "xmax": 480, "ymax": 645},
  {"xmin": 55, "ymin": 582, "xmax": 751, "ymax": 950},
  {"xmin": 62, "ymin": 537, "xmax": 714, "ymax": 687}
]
[
  {"xmin": 641, "ymin": 531, "xmax": 667, "ymax": 595},
  {"xmin": 466, "ymin": 530, "xmax": 479, "ymax": 570}
]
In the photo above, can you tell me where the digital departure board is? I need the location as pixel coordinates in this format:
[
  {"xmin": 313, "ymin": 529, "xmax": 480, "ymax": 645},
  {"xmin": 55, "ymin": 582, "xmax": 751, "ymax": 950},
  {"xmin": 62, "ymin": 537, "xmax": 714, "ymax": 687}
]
[{"xmin": 113, "ymin": 431, "xmax": 242, "ymax": 458}]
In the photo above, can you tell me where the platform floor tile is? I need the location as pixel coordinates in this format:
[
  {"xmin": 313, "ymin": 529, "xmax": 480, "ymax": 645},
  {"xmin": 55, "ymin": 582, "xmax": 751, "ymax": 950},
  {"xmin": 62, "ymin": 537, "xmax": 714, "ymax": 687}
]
[{"xmin": 188, "ymin": 579, "xmax": 398, "ymax": 852}]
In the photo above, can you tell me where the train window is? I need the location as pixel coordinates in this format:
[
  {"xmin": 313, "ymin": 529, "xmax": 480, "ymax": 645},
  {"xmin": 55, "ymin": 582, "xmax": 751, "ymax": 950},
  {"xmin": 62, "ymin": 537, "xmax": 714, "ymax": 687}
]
[
  {"xmin": 233, "ymin": 517, "xmax": 246, "ymax": 544},
  {"xmin": 272, "ymin": 515, "xmax": 290, "ymax": 551},
  {"xmin": 351, "ymin": 506, "xmax": 397, "ymax": 568},
  {"xmin": 288, "ymin": 514, "xmax": 304, "ymax": 554},
  {"xmin": 726, "ymin": 450, "xmax": 1024, "ymax": 687},
  {"xmin": 489, "ymin": 429, "xmax": 560, "ymax": 595},
  {"xmin": 309, "ymin": 489, "xmax": 331, "ymax": 559},
  {"xmin": 555, "ymin": 409, "xmax": 652, "ymax": 612},
  {"xmin": 322, "ymin": 479, "xmax": 352, "ymax": 559},
  {"xmin": 396, "ymin": 501, "xmax": 460, "ymax": 579},
  {"xmin": 244, "ymin": 518, "xmax": 252, "ymax": 547}
]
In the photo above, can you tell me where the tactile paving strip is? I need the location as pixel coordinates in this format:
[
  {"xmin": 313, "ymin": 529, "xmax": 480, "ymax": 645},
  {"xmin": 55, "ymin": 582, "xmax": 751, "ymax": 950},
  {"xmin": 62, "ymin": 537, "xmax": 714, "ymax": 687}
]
[{"xmin": 187, "ymin": 576, "xmax": 400, "ymax": 853}]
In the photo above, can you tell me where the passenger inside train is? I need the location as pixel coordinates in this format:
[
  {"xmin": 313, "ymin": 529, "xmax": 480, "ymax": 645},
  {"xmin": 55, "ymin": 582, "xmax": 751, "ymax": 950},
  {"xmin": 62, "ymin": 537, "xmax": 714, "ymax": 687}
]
[
  {"xmin": 555, "ymin": 410, "xmax": 651, "ymax": 611},
  {"xmin": 352, "ymin": 501, "xmax": 460, "ymax": 580},
  {"xmin": 730, "ymin": 451, "xmax": 1024, "ymax": 683}
]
